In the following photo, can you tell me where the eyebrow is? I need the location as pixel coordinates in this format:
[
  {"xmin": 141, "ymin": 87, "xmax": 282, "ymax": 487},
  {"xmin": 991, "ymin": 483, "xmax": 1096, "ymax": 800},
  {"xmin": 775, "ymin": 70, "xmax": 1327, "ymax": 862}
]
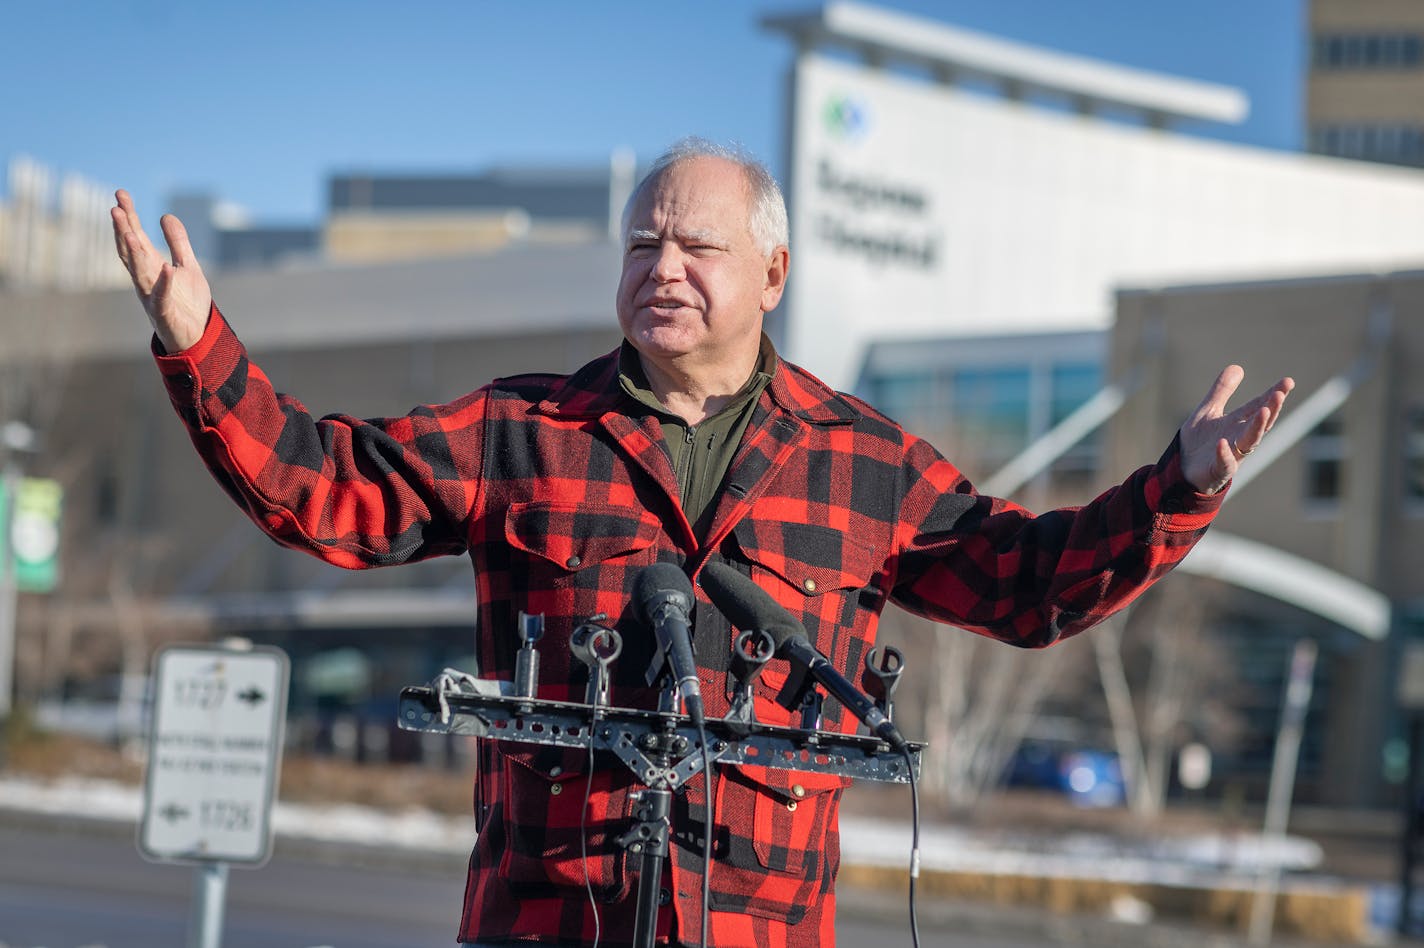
[
  {"xmin": 626, "ymin": 227, "xmax": 727, "ymax": 245},
  {"xmin": 678, "ymin": 228, "xmax": 725, "ymax": 245}
]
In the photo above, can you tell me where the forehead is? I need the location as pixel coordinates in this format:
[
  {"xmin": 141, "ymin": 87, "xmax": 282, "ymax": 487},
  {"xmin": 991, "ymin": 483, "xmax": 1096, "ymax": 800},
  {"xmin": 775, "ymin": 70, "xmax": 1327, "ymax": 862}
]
[{"xmin": 629, "ymin": 157, "xmax": 753, "ymax": 235}]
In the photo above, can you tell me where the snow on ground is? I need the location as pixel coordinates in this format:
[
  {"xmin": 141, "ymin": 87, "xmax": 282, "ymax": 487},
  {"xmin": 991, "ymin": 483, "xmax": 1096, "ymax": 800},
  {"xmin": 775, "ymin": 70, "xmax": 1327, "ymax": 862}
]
[{"xmin": 0, "ymin": 774, "xmax": 1322, "ymax": 884}]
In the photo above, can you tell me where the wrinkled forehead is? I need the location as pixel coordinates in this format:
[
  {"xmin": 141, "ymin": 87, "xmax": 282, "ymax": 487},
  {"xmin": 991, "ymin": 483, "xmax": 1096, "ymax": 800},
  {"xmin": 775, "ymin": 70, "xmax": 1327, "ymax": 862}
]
[{"xmin": 624, "ymin": 157, "xmax": 753, "ymax": 237}]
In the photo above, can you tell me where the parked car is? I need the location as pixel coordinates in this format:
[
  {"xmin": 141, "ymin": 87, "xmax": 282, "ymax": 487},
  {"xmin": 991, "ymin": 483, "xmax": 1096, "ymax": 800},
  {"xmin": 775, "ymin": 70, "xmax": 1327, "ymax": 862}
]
[{"xmin": 1005, "ymin": 737, "xmax": 1126, "ymax": 807}]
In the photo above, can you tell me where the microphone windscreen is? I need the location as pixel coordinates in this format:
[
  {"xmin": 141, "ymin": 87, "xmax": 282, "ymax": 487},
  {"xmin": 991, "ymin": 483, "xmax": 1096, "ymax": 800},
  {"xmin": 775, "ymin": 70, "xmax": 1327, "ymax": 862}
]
[
  {"xmin": 699, "ymin": 562, "xmax": 803, "ymax": 651},
  {"xmin": 634, "ymin": 562, "xmax": 694, "ymax": 620}
]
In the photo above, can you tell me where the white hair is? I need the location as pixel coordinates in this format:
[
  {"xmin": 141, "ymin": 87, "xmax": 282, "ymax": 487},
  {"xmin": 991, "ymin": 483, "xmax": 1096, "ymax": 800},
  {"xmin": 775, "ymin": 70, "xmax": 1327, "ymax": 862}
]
[{"xmin": 620, "ymin": 137, "xmax": 789, "ymax": 256}]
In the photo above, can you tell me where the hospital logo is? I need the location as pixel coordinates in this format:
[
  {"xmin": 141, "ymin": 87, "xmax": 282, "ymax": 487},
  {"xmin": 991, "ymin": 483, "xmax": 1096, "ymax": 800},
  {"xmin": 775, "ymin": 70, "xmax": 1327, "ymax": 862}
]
[{"xmin": 822, "ymin": 94, "xmax": 870, "ymax": 140}]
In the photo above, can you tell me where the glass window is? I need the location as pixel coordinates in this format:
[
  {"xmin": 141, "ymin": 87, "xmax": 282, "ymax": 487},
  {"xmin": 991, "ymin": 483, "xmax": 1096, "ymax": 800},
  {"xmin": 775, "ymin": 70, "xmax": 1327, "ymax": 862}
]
[
  {"xmin": 868, "ymin": 371, "xmax": 939, "ymax": 426},
  {"xmin": 1313, "ymin": 32, "xmax": 1424, "ymax": 71},
  {"xmin": 1344, "ymin": 35, "xmax": 1363, "ymax": 67},
  {"xmin": 1323, "ymin": 125, "xmax": 1342, "ymax": 155},
  {"xmin": 1048, "ymin": 361, "xmax": 1103, "ymax": 474},
  {"xmin": 1364, "ymin": 36, "xmax": 1383, "ymax": 66},
  {"xmin": 1405, "ymin": 407, "xmax": 1424, "ymax": 505},
  {"xmin": 1049, "ymin": 362, "xmax": 1101, "ymax": 425},
  {"xmin": 1304, "ymin": 415, "xmax": 1345, "ymax": 508},
  {"xmin": 1405, "ymin": 128, "xmax": 1424, "ymax": 165},
  {"xmin": 951, "ymin": 366, "xmax": 1031, "ymax": 460}
]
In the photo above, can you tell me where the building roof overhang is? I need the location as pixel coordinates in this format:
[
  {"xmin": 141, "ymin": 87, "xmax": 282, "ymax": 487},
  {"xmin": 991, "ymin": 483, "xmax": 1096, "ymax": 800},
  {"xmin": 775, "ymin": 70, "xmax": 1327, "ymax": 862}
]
[{"xmin": 763, "ymin": 0, "xmax": 1249, "ymax": 126}]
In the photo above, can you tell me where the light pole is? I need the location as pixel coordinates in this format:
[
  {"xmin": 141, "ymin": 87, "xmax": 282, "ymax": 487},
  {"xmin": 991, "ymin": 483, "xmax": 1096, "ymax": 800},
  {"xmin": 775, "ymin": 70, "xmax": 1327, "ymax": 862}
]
[{"xmin": 0, "ymin": 419, "xmax": 37, "ymax": 722}]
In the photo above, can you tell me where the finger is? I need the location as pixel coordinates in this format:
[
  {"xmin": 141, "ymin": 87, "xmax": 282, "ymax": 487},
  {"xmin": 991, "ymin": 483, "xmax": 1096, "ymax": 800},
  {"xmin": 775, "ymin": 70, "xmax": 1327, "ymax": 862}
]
[
  {"xmin": 1224, "ymin": 375, "xmax": 1290, "ymax": 430},
  {"xmin": 114, "ymin": 189, "xmax": 162, "ymax": 263},
  {"xmin": 124, "ymin": 227, "xmax": 163, "ymax": 295},
  {"xmin": 1194, "ymin": 364, "xmax": 1245, "ymax": 420},
  {"xmin": 115, "ymin": 189, "xmax": 146, "ymax": 243},
  {"xmin": 111, "ymin": 205, "xmax": 135, "ymax": 271},
  {"xmin": 1200, "ymin": 437, "xmax": 1235, "ymax": 494},
  {"xmin": 1262, "ymin": 377, "xmax": 1295, "ymax": 432},
  {"xmin": 160, "ymin": 213, "xmax": 198, "ymax": 268},
  {"xmin": 115, "ymin": 188, "xmax": 137, "ymax": 225},
  {"xmin": 1217, "ymin": 437, "xmax": 1237, "ymax": 482},
  {"xmin": 1233, "ymin": 405, "xmax": 1271, "ymax": 455},
  {"xmin": 1236, "ymin": 377, "xmax": 1293, "ymax": 436},
  {"xmin": 1217, "ymin": 437, "xmax": 1235, "ymax": 468}
]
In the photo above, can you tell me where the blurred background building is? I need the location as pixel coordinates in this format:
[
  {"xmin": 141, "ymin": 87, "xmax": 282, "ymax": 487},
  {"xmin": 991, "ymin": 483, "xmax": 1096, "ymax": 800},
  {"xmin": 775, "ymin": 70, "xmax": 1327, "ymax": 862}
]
[
  {"xmin": 2, "ymin": 0, "xmax": 1423, "ymax": 809},
  {"xmin": 1307, "ymin": 0, "xmax": 1424, "ymax": 167}
]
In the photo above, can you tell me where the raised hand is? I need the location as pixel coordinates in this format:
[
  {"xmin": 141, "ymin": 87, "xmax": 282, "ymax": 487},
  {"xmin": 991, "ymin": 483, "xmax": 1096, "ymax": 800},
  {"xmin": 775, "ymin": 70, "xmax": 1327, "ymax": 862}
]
[
  {"xmin": 1179, "ymin": 365, "xmax": 1294, "ymax": 495},
  {"xmin": 110, "ymin": 190, "xmax": 211, "ymax": 352}
]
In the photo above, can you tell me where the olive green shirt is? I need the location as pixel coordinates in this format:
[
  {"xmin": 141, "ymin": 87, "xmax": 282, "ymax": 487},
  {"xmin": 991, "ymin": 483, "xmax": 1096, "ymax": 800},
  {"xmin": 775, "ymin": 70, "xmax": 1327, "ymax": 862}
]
[{"xmin": 618, "ymin": 335, "xmax": 777, "ymax": 541}]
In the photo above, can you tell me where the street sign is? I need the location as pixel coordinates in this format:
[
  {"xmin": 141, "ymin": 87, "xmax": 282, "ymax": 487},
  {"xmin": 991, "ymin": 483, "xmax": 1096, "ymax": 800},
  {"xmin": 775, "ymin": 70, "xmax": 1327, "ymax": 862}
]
[
  {"xmin": 140, "ymin": 644, "xmax": 289, "ymax": 866},
  {"xmin": 0, "ymin": 475, "xmax": 62, "ymax": 592}
]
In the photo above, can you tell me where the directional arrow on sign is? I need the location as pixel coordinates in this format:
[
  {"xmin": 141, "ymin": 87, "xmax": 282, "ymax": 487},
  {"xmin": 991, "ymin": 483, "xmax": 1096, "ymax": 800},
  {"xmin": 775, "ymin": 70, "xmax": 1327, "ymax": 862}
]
[
  {"xmin": 158, "ymin": 803, "xmax": 190, "ymax": 823},
  {"xmin": 236, "ymin": 685, "xmax": 267, "ymax": 706}
]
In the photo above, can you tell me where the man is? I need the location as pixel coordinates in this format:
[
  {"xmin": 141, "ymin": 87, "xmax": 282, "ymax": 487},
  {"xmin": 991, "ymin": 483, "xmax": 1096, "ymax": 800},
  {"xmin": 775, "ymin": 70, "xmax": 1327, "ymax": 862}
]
[{"xmin": 112, "ymin": 138, "xmax": 1292, "ymax": 947}]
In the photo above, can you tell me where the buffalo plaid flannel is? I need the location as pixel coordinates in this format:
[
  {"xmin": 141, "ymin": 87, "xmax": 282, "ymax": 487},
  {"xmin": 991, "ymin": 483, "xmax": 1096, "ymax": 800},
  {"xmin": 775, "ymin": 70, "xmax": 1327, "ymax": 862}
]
[{"xmin": 156, "ymin": 304, "xmax": 1224, "ymax": 947}]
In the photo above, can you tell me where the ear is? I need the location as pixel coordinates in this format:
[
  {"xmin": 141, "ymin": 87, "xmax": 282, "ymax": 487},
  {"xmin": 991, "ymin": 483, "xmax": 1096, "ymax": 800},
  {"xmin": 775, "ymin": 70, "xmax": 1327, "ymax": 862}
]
[{"xmin": 760, "ymin": 245, "xmax": 790, "ymax": 314}]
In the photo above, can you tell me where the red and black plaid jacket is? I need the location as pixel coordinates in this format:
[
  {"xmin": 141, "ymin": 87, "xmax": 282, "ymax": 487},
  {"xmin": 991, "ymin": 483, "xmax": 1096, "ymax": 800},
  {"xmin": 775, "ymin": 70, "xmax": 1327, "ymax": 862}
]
[{"xmin": 156, "ymin": 304, "xmax": 1223, "ymax": 947}]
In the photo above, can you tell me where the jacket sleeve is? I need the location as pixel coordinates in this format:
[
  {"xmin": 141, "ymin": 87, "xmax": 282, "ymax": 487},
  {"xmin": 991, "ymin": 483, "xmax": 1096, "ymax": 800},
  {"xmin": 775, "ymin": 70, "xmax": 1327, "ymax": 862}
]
[
  {"xmin": 153, "ymin": 302, "xmax": 486, "ymax": 569},
  {"xmin": 889, "ymin": 430, "xmax": 1223, "ymax": 647}
]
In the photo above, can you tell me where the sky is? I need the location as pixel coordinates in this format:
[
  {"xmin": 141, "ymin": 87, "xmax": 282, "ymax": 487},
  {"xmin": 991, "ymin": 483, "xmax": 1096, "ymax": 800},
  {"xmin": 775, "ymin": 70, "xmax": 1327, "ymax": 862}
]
[{"xmin": 2, "ymin": 0, "xmax": 1306, "ymax": 229}]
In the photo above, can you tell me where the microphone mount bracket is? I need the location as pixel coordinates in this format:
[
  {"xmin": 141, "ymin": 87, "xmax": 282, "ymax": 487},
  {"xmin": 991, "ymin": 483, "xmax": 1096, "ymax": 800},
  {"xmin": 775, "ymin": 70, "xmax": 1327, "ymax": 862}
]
[{"xmin": 397, "ymin": 685, "xmax": 920, "ymax": 785}]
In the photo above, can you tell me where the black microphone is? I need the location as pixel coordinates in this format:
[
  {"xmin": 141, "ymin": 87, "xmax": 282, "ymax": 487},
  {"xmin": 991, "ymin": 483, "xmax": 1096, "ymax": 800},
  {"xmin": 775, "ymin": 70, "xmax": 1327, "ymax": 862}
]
[
  {"xmin": 634, "ymin": 562, "xmax": 705, "ymax": 728},
  {"xmin": 700, "ymin": 561, "xmax": 906, "ymax": 751}
]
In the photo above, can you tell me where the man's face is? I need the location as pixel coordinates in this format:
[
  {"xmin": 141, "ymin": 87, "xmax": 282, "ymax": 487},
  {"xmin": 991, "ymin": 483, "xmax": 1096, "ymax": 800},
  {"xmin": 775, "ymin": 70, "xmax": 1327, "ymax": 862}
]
[{"xmin": 616, "ymin": 157, "xmax": 787, "ymax": 377}]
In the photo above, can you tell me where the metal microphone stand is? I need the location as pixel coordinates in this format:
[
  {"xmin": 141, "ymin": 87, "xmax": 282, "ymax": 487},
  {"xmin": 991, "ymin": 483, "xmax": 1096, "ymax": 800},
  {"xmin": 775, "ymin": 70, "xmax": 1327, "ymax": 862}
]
[{"xmin": 400, "ymin": 616, "xmax": 919, "ymax": 948}]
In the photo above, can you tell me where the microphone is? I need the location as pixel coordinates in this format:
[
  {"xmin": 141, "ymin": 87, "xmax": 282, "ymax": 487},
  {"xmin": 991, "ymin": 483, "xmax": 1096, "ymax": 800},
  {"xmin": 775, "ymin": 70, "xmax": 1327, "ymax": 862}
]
[
  {"xmin": 634, "ymin": 563, "xmax": 705, "ymax": 728},
  {"xmin": 700, "ymin": 562, "xmax": 907, "ymax": 751}
]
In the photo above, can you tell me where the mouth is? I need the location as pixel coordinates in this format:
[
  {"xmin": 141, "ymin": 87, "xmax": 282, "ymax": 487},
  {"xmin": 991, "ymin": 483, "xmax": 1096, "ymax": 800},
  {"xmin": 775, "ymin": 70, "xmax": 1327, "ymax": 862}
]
[{"xmin": 644, "ymin": 298, "xmax": 694, "ymax": 315}]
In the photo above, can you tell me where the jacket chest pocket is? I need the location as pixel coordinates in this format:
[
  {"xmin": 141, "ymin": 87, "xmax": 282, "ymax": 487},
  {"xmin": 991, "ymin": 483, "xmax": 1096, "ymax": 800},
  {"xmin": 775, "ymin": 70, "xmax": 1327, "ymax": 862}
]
[
  {"xmin": 504, "ymin": 500, "xmax": 663, "ymax": 599},
  {"xmin": 506, "ymin": 500, "xmax": 663, "ymax": 569},
  {"xmin": 496, "ymin": 743, "xmax": 635, "ymax": 902}
]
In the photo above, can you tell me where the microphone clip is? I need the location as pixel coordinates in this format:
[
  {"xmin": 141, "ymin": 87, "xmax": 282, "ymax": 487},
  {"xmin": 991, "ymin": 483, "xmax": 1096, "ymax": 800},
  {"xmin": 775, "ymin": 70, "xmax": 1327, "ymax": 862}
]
[{"xmin": 725, "ymin": 628, "xmax": 774, "ymax": 735}]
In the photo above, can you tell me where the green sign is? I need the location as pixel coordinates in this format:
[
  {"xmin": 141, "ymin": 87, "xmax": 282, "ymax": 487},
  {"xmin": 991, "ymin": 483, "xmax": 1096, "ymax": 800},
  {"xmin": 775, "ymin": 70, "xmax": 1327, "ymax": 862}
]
[{"xmin": 0, "ymin": 477, "xmax": 62, "ymax": 593}]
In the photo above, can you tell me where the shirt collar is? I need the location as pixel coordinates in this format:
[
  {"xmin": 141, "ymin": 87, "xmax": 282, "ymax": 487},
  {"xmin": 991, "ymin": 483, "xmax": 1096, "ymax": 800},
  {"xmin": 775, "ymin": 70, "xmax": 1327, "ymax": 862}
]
[{"xmin": 617, "ymin": 335, "xmax": 778, "ymax": 419}]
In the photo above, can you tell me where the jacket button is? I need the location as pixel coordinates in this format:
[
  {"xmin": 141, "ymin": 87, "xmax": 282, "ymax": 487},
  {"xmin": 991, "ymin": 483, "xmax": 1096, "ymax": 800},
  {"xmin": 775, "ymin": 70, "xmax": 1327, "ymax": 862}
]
[
  {"xmin": 658, "ymin": 887, "xmax": 672, "ymax": 906},
  {"xmin": 786, "ymin": 800, "xmax": 799, "ymax": 812},
  {"xmin": 791, "ymin": 784, "xmax": 806, "ymax": 798},
  {"xmin": 803, "ymin": 578, "xmax": 817, "ymax": 592},
  {"xmin": 550, "ymin": 783, "xmax": 563, "ymax": 796},
  {"xmin": 566, "ymin": 555, "xmax": 581, "ymax": 568}
]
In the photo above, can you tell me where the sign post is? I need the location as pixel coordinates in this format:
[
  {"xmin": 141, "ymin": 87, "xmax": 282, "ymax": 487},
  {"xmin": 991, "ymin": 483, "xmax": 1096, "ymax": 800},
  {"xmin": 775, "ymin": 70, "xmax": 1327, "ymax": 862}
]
[{"xmin": 140, "ymin": 642, "xmax": 289, "ymax": 948}]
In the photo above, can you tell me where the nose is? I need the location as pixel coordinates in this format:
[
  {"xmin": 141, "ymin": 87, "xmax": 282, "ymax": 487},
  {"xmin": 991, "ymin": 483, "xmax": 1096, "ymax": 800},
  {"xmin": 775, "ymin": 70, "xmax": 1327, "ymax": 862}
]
[{"xmin": 650, "ymin": 242, "xmax": 685, "ymax": 283}]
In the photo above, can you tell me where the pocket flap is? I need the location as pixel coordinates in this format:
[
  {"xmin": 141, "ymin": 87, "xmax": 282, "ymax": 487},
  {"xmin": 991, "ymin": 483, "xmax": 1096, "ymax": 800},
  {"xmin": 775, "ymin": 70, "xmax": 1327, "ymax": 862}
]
[
  {"xmin": 505, "ymin": 501, "xmax": 661, "ymax": 571},
  {"xmin": 496, "ymin": 741, "xmax": 592, "ymax": 783},
  {"xmin": 732, "ymin": 520, "xmax": 875, "ymax": 595},
  {"xmin": 732, "ymin": 761, "xmax": 852, "ymax": 801}
]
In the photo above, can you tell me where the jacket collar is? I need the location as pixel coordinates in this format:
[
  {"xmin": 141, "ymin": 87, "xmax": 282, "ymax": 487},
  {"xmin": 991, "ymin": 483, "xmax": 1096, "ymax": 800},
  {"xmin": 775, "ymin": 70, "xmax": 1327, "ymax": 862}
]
[{"xmin": 534, "ymin": 337, "xmax": 859, "ymax": 426}]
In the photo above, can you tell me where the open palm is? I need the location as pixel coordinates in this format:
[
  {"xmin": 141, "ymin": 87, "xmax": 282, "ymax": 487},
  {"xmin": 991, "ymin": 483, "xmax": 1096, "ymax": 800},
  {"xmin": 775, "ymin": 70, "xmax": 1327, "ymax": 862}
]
[
  {"xmin": 1178, "ymin": 365, "xmax": 1294, "ymax": 494},
  {"xmin": 110, "ymin": 190, "xmax": 211, "ymax": 352}
]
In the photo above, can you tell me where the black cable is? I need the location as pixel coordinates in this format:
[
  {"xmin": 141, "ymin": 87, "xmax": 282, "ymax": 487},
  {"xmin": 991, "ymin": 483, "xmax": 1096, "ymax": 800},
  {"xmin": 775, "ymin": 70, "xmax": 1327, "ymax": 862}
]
[
  {"xmin": 698, "ymin": 720, "xmax": 713, "ymax": 948},
  {"xmin": 903, "ymin": 744, "xmax": 922, "ymax": 948},
  {"xmin": 581, "ymin": 725, "xmax": 601, "ymax": 948}
]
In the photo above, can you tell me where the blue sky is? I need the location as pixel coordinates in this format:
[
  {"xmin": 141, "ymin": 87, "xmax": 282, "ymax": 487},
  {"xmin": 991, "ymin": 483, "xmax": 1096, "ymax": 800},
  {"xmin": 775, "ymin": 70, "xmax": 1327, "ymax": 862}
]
[{"xmin": 3, "ymin": 1, "xmax": 1305, "ymax": 228}]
